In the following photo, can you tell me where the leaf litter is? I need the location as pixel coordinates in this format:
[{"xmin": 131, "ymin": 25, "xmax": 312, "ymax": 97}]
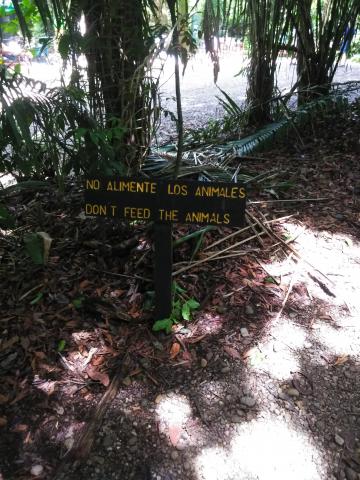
[{"xmin": 0, "ymin": 101, "xmax": 360, "ymax": 478}]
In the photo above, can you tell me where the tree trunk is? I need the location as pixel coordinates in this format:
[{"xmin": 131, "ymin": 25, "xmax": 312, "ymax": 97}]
[{"xmin": 83, "ymin": 0, "xmax": 150, "ymax": 172}]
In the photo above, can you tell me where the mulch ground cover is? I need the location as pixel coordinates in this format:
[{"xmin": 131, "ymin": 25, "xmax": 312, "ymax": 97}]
[{"xmin": 0, "ymin": 99, "xmax": 359, "ymax": 480}]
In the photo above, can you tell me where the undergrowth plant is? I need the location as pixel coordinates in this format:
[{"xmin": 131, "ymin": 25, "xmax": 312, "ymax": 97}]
[{"xmin": 152, "ymin": 282, "xmax": 200, "ymax": 334}]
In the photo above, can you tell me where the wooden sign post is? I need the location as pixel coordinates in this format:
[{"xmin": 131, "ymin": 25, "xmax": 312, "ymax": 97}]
[{"xmin": 84, "ymin": 177, "xmax": 246, "ymax": 320}]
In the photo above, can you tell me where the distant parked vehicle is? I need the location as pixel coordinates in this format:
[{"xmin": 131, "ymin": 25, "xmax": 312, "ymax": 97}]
[{"xmin": 0, "ymin": 41, "xmax": 32, "ymax": 68}]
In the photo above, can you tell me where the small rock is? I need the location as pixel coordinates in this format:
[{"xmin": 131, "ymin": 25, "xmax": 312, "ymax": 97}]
[
  {"xmin": 128, "ymin": 436, "xmax": 137, "ymax": 446},
  {"xmin": 217, "ymin": 306, "xmax": 227, "ymax": 314},
  {"xmin": 335, "ymin": 433, "xmax": 345, "ymax": 446},
  {"xmin": 171, "ymin": 450, "xmax": 179, "ymax": 461},
  {"xmin": 176, "ymin": 441, "xmax": 187, "ymax": 451},
  {"xmin": 221, "ymin": 366, "xmax": 231, "ymax": 374},
  {"xmin": 345, "ymin": 467, "xmax": 357, "ymax": 480},
  {"xmin": 183, "ymin": 461, "xmax": 191, "ymax": 470},
  {"xmin": 30, "ymin": 465, "xmax": 44, "ymax": 477},
  {"xmin": 155, "ymin": 394, "xmax": 164, "ymax": 404},
  {"xmin": 122, "ymin": 376, "xmax": 131, "ymax": 387},
  {"xmin": 103, "ymin": 435, "xmax": 114, "ymax": 448},
  {"xmin": 278, "ymin": 391, "xmax": 288, "ymax": 401},
  {"xmin": 245, "ymin": 305, "xmax": 255, "ymax": 315},
  {"xmin": 200, "ymin": 358, "xmax": 207, "ymax": 368},
  {"xmin": 304, "ymin": 341, "xmax": 312, "ymax": 349},
  {"xmin": 94, "ymin": 456, "xmax": 105, "ymax": 465},
  {"xmin": 64, "ymin": 437, "xmax": 74, "ymax": 450},
  {"xmin": 231, "ymin": 415, "xmax": 243, "ymax": 423},
  {"xmin": 240, "ymin": 327, "xmax": 250, "ymax": 337},
  {"xmin": 240, "ymin": 396, "xmax": 256, "ymax": 408},
  {"xmin": 206, "ymin": 351, "xmax": 214, "ymax": 362},
  {"xmin": 153, "ymin": 341, "xmax": 164, "ymax": 351},
  {"xmin": 286, "ymin": 388, "xmax": 300, "ymax": 398},
  {"xmin": 55, "ymin": 405, "xmax": 64, "ymax": 415},
  {"xmin": 289, "ymin": 312, "xmax": 297, "ymax": 318}
]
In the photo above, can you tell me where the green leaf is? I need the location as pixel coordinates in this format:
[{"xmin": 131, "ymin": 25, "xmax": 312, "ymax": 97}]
[
  {"xmin": 186, "ymin": 299, "xmax": 200, "ymax": 310},
  {"xmin": 173, "ymin": 282, "xmax": 186, "ymax": 294},
  {"xmin": 182, "ymin": 302, "xmax": 191, "ymax": 321},
  {"xmin": 72, "ymin": 297, "xmax": 84, "ymax": 309},
  {"xmin": 23, "ymin": 233, "xmax": 44, "ymax": 265},
  {"xmin": 30, "ymin": 292, "xmax": 43, "ymax": 305},
  {"xmin": 152, "ymin": 318, "xmax": 173, "ymax": 334},
  {"xmin": 57, "ymin": 339, "xmax": 66, "ymax": 352},
  {"xmin": 14, "ymin": 63, "xmax": 21, "ymax": 74},
  {"xmin": 264, "ymin": 276, "xmax": 276, "ymax": 284}
]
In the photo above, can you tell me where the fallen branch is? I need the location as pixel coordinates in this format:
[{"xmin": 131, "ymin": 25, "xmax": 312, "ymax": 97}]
[
  {"xmin": 203, "ymin": 214, "xmax": 293, "ymax": 252},
  {"xmin": 250, "ymin": 197, "xmax": 328, "ymax": 204},
  {"xmin": 173, "ymin": 232, "xmax": 265, "ymax": 276}
]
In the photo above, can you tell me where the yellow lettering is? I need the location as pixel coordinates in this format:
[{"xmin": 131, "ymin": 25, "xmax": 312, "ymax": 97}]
[
  {"xmin": 85, "ymin": 203, "xmax": 93, "ymax": 214},
  {"xmin": 239, "ymin": 187, "xmax": 246, "ymax": 198},
  {"xmin": 110, "ymin": 205, "xmax": 117, "ymax": 216},
  {"xmin": 168, "ymin": 183, "xmax": 188, "ymax": 196},
  {"xmin": 85, "ymin": 203, "xmax": 107, "ymax": 216},
  {"xmin": 158, "ymin": 209, "xmax": 178, "ymax": 221},
  {"xmin": 107, "ymin": 181, "xmax": 113, "ymax": 191},
  {"xmin": 86, "ymin": 179, "xmax": 100, "ymax": 190},
  {"xmin": 223, "ymin": 213, "xmax": 230, "ymax": 224},
  {"xmin": 124, "ymin": 207, "xmax": 150, "ymax": 220}
]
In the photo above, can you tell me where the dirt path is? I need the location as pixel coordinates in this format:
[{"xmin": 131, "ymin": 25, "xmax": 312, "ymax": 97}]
[
  {"xmin": 156, "ymin": 51, "xmax": 360, "ymax": 142},
  {"xmin": 1, "ymin": 100, "xmax": 360, "ymax": 480}
]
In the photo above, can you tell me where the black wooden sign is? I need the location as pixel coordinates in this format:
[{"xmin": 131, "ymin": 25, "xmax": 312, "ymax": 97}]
[
  {"xmin": 84, "ymin": 176, "xmax": 246, "ymax": 321},
  {"xmin": 84, "ymin": 177, "xmax": 246, "ymax": 227}
]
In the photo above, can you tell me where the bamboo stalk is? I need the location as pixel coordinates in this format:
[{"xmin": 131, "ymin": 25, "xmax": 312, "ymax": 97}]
[
  {"xmin": 203, "ymin": 214, "xmax": 294, "ymax": 252},
  {"xmin": 250, "ymin": 197, "xmax": 329, "ymax": 204},
  {"xmin": 172, "ymin": 232, "xmax": 266, "ymax": 276}
]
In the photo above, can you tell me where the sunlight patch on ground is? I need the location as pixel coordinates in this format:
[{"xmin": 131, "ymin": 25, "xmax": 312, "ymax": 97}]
[
  {"xmin": 312, "ymin": 321, "xmax": 360, "ymax": 357},
  {"xmin": 196, "ymin": 416, "xmax": 323, "ymax": 480},
  {"xmin": 194, "ymin": 312, "xmax": 226, "ymax": 336},
  {"xmin": 156, "ymin": 392, "xmax": 192, "ymax": 427},
  {"xmin": 249, "ymin": 318, "xmax": 304, "ymax": 380},
  {"xmin": 281, "ymin": 222, "xmax": 360, "ymax": 312}
]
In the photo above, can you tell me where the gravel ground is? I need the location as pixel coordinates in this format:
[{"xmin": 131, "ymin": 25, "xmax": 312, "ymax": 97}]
[
  {"xmin": 1, "ymin": 54, "xmax": 360, "ymax": 480},
  {"xmin": 154, "ymin": 51, "xmax": 360, "ymax": 142}
]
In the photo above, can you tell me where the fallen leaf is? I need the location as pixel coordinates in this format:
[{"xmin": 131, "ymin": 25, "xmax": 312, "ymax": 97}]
[
  {"xmin": 0, "ymin": 336, "xmax": 19, "ymax": 351},
  {"xmin": 91, "ymin": 355, "xmax": 105, "ymax": 366},
  {"xmin": 36, "ymin": 380, "xmax": 56, "ymax": 396},
  {"xmin": 333, "ymin": 354, "xmax": 349, "ymax": 366},
  {"xmin": 0, "ymin": 417, "xmax": 7, "ymax": 427},
  {"xmin": 170, "ymin": 343, "xmax": 181, "ymax": 359},
  {"xmin": 168, "ymin": 424, "xmax": 182, "ymax": 447},
  {"xmin": 79, "ymin": 279, "xmax": 91, "ymax": 290},
  {"xmin": 224, "ymin": 346, "xmax": 241, "ymax": 359},
  {"xmin": 34, "ymin": 351, "xmax": 46, "ymax": 360},
  {"xmin": 181, "ymin": 351, "xmax": 192, "ymax": 363},
  {"xmin": 122, "ymin": 376, "xmax": 131, "ymax": 386},
  {"xmin": 12, "ymin": 423, "xmax": 28, "ymax": 432},
  {"xmin": 37, "ymin": 231, "xmax": 53, "ymax": 264},
  {"xmin": 0, "ymin": 394, "xmax": 9, "ymax": 405},
  {"xmin": 86, "ymin": 365, "xmax": 110, "ymax": 387}
]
